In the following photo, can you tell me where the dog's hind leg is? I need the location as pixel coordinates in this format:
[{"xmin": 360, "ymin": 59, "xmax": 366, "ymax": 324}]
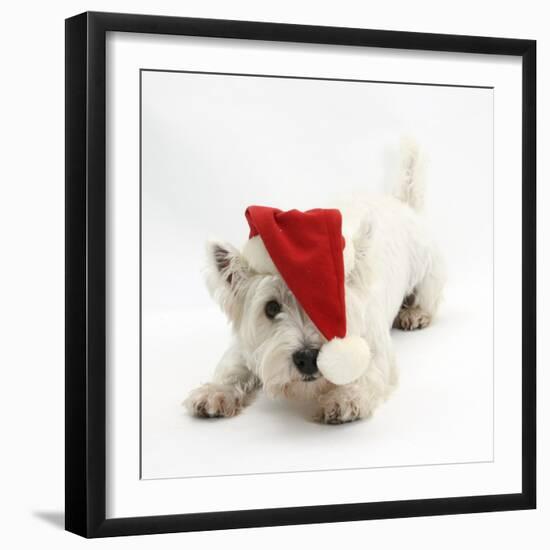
[
  {"xmin": 184, "ymin": 344, "xmax": 260, "ymax": 418},
  {"xmin": 393, "ymin": 249, "xmax": 446, "ymax": 331}
]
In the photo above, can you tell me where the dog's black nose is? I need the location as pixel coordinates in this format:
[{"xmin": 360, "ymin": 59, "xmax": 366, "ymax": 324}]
[{"xmin": 292, "ymin": 348, "xmax": 319, "ymax": 375}]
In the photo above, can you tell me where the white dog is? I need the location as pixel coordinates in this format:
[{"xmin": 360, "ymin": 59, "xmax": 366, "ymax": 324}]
[{"xmin": 185, "ymin": 141, "xmax": 445, "ymax": 424}]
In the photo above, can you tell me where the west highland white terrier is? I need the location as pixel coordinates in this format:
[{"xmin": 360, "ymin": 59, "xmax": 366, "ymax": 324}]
[{"xmin": 185, "ymin": 141, "xmax": 445, "ymax": 424}]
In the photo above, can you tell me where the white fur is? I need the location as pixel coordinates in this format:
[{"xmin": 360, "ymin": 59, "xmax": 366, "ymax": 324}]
[{"xmin": 185, "ymin": 140, "xmax": 446, "ymax": 424}]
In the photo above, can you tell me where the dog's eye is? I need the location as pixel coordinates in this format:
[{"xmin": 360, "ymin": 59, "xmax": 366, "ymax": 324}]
[{"xmin": 264, "ymin": 300, "xmax": 281, "ymax": 319}]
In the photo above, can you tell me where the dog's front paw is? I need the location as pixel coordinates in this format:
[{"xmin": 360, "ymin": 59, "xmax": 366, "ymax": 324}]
[
  {"xmin": 184, "ymin": 383, "xmax": 244, "ymax": 418},
  {"xmin": 316, "ymin": 390, "xmax": 366, "ymax": 425},
  {"xmin": 393, "ymin": 306, "xmax": 431, "ymax": 331}
]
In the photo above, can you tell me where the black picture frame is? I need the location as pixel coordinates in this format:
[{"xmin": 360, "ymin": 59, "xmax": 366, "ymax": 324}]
[{"xmin": 65, "ymin": 11, "xmax": 536, "ymax": 538}]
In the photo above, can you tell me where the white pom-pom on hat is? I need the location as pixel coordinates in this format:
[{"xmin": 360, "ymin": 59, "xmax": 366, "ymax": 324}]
[{"xmin": 317, "ymin": 336, "xmax": 372, "ymax": 385}]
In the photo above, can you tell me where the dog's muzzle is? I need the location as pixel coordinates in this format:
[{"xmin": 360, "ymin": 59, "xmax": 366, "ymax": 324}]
[{"xmin": 292, "ymin": 348, "xmax": 320, "ymax": 380}]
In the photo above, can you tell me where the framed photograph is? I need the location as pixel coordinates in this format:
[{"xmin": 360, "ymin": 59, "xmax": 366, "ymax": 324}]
[{"xmin": 65, "ymin": 11, "xmax": 536, "ymax": 538}]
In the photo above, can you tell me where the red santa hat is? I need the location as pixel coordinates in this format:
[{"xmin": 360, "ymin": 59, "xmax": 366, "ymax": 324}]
[{"xmin": 243, "ymin": 205, "xmax": 371, "ymax": 385}]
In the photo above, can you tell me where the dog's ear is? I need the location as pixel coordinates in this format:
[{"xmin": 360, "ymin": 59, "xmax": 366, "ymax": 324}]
[
  {"xmin": 352, "ymin": 218, "xmax": 373, "ymax": 261},
  {"xmin": 205, "ymin": 240, "xmax": 251, "ymax": 320},
  {"xmin": 346, "ymin": 218, "xmax": 374, "ymax": 283}
]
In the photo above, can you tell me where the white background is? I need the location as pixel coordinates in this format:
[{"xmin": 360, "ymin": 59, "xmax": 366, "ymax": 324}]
[
  {"xmin": 0, "ymin": 1, "xmax": 546, "ymax": 549},
  {"xmin": 141, "ymin": 70, "xmax": 495, "ymax": 479}
]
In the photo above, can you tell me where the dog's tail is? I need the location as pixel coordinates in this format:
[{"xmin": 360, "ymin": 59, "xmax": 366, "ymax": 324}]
[{"xmin": 393, "ymin": 137, "xmax": 426, "ymax": 212}]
